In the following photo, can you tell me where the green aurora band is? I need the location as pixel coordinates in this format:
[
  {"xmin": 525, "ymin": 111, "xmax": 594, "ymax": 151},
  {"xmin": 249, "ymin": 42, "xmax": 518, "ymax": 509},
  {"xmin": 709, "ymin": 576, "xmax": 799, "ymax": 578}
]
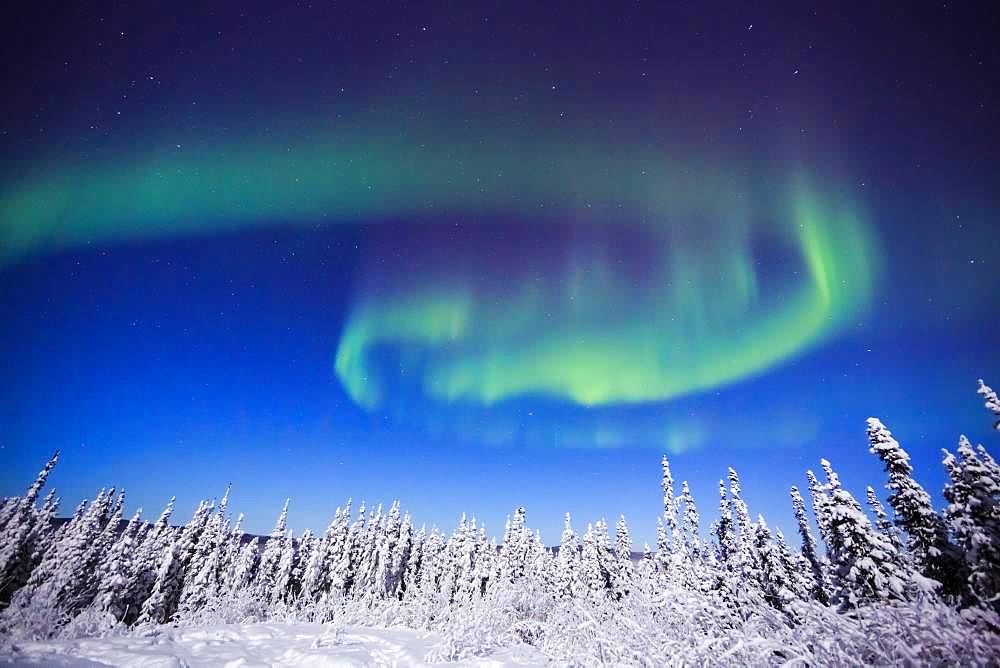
[{"xmin": 0, "ymin": 129, "xmax": 876, "ymax": 428}]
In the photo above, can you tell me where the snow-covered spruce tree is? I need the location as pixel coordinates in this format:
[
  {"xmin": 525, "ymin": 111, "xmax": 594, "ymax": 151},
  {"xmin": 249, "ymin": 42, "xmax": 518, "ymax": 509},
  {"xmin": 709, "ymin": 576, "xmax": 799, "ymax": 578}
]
[
  {"xmin": 300, "ymin": 519, "xmax": 327, "ymax": 604},
  {"xmin": 437, "ymin": 514, "xmax": 464, "ymax": 601},
  {"xmin": 866, "ymin": 485, "xmax": 903, "ymax": 553},
  {"xmin": 23, "ymin": 489, "xmax": 60, "ymax": 589},
  {"xmin": 866, "ymin": 417, "xmax": 966, "ymax": 598},
  {"xmin": 229, "ymin": 537, "xmax": 260, "ymax": 594},
  {"xmin": 140, "ymin": 499, "xmax": 217, "ymax": 624},
  {"xmin": 389, "ymin": 511, "xmax": 413, "ymax": 598},
  {"xmin": 322, "ymin": 500, "xmax": 352, "ymax": 599},
  {"xmin": 454, "ymin": 515, "xmax": 482, "ymax": 600},
  {"xmin": 979, "ymin": 379, "xmax": 1000, "ymax": 430},
  {"xmin": 256, "ymin": 499, "xmax": 290, "ymax": 603},
  {"xmin": 820, "ymin": 458, "xmax": 911, "ymax": 610},
  {"xmin": 171, "ymin": 500, "xmax": 214, "ymax": 591},
  {"xmin": 293, "ymin": 528, "xmax": 313, "ymax": 598},
  {"xmin": 498, "ymin": 506, "xmax": 531, "ymax": 584},
  {"xmin": 472, "ymin": 524, "xmax": 495, "ymax": 599},
  {"xmin": 0, "ymin": 450, "xmax": 59, "ymax": 603},
  {"xmin": 46, "ymin": 487, "xmax": 114, "ymax": 618},
  {"xmin": 342, "ymin": 499, "xmax": 367, "ymax": 596},
  {"xmin": 137, "ymin": 537, "xmax": 184, "ymax": 626},
  {"xmin": 0, "ymin": 498, "xmax": 15, "ymax": 536},
  {"xmin": 1, "ymin": 488, "xmax": 111, "ymax": 637},
  {"xmin": 454, "ymin": 515, "xmax": 489, "ymax": 600},
  {"xmin": 271, "ymin": 529, "xmax": 297, "ymax": 605},
  {"xmin": 74, "ymin": 488, "xmax": 122, "ymax": 608},
  {"xmin": 654, "ymin": 516, "xmax": 670, "ymax": 578},
  {"xmin": 805, "ymin": 470, "xmax": 832, "ymax": 548},
  {"xmin": 355, "ymin": 502, "xmax": 384, "ymax": 597},
  {"xmin": 554, "ymin": 513, "xmax": 579, "ymax": 599},
  {"xmin": 714, "ymin": 479, "xmax": 737, "ymax": 567},
  {"xmin": 91, "ymin": 507, "xmax": 143, "ymax": 622},
  {"xmin": 753, "ymin": 515, "xmax": 794, "ymax": 610},
  {"xmin": 679, "ymin": 481, "xmax": 701, "ymax": 557},
  {"xmin": 373, "ymin": 500, "xmax": 401, "ymax": 598},
  {"xmin": 123, "ymin": 496, "xmax": 175, "ymax": 624},
  {"xmin": 67, "ymin": 489, "xmax": 126, "ymax": 617},
  {"xmin": 977, "ymin": 443, "xmax": 1000, "ymax": 487},
  {"xmin": 661, "ymin": 456, "xmax": 679, "ymax": 544},
  {"xmin": 613, "ymin": 515, "xmax": 633, "ymax": 599},
  {"xmin": 578, "ymin": 522, "xmax": 613, "ymax": 599},
  {"xmin": 728, "ymin": 467, "xmax": 759, "ymax": 585},
  {"xmin": 417, "ymin": 526, "xmax": 444, "ymax": 595},
  {"xmin": 774, "ymin": 527, "xmax": 813, "ymax": 602},
  {"xmin": 218, "ymin": 511, "xmax": 244, "ymax": 592},
  {"xmin": 942, "ymin": 436, "xmax": 1000, "ymax": 606},
  {"xmin": 790, "ymin": 485, "xmax": 829, "ymax": 604},
  {"xmin": 178, "ymin": 491, "xmax": 230, "ymax": 617},
  {"xmin": 402, "ymin": 524, "xmax": 425, "ymax": 600}
]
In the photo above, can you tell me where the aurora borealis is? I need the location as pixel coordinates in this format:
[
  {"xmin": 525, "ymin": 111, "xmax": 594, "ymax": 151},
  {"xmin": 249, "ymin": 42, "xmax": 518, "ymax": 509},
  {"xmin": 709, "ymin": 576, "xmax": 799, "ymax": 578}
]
[
  {"xmin": 335, "ymin": 182, "xmax": 873, "ymax": 408},
  {"xmin": 0, "ymin": 128, "xmax": 875, "ymax": 444},
  {"xmin": 1, "ymin": 1, "xmax": 997, "ymax": 539}
]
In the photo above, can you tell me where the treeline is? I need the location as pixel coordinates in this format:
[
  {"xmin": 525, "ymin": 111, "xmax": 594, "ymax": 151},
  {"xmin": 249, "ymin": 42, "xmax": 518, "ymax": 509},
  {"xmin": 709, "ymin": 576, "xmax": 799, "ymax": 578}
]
[{"xmin": 0, "ymin": 379, "xmax": 999, "ymax": 655}]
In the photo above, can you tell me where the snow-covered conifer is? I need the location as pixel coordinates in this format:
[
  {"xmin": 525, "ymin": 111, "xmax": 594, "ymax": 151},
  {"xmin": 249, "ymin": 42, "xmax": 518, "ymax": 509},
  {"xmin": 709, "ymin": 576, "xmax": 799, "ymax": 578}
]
[
  {"xmin": 271, "ymin": 529, "xmax": 297, "ymax": 604},
  {"xmin": 93, "ymin": 507, "xmax": 143, "ymax": 621},
  {"xmin": 754, "ymin": 515, "xmax": 794, "ymax": 609},
  {"xmin": 402, "ymin": 525, "xmax": 424, "ymax": 598},
  {"xmin": 579, "ymin": 523, "xmax": 612, "ymax": 598},
  {"xmin": 790, "ymin": 485, "xmax": 828, "ymax": 604},
  {"xmin": 806, "ymin": 469, "xmax": 832, "ymax": 547},
  {"xmin": 0, "ymin": 450, "xmax": 59, "ymax": 600},
  {"xmin": 943, "ymin": 436, "xmax": 1000, "ymax": 605},
  {"xmin": 498, "ymin": 507, "xmax": 530, "ymax": 583},
  {"xmin": 866, "ymin": 485, "xmax": 903, "ymax": 552},
  {"xmin": 123, "ymin": 497, "xmax": 175, "ymax": 623},
  {"xmin": 137, "ymin": 538, "xmax": 184, "ymax": 625},
  {"xmin": 774, "ymin": 528, "xmax": 811, "ymax": 602},
  {"xmin": 418, "ymin": 527, "xmax": 444, "ymax": 594},
  {"xmin": 654, "ymin": 516, "xmax": 670, "ymax": 577},
  {"xmin": 25, "ymin": 489, "xmax": 60, "ymax": 578},
  {"xmin": 389, "ymin": 512, "xmax": 412, "ymax": 598},
  {"xmin": 300, "ymin": 524, "xmax": 327, "ymax": 603},
  {"xmin": 613, "ymin": 515, "xmax": 634, "ymax": 599},
  {"xmin": 715, "ymin": 479, "xmax": 737, "ymax": 566},
  {"xmin": 728, "ymin": 468, "xmax": 758, "ymax": 582},
  {"xmin": 555, "ymin": 513, "xmax": 579, "ymax": 598},
  {"xmin": 230, "ymin": 538, "xmax": 260, "ymax": 594},
  {"xmin": 320, "ymin": 500, "xmax": 352, "ymax": 598},
  {"xmin": 822, "ymin": 459, "xmax": 910, "ymax": 609},
  {"xmin": 978, "ymin": 379, "xmax": 1000, "ymax": 430},
  {"xmin": 660, "ymin": 455, "xmax": 682, "ymax": 538},
  {"xmin": 376, "ymin": 501, "xmax": 402, "ymax": 597},
  {"xmin": 292, "ymin": 531, "xmax": 311, "ymax": 599},
  {"xmin": 680, "ymin": 481, "xmax": 701, "ymax": 556},
  {"xmin": 867, "ymin": 417, "xmax": 965, "ymax": 597},
  {"xmin": 257, "ymin": 499, "xmax": 290, "ymax": 601}
]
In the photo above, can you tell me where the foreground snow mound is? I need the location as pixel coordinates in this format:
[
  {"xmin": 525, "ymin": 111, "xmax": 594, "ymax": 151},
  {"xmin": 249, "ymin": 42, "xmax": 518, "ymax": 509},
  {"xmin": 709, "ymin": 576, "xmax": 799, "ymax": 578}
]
[{"xmin": 3, "ymin": 623, "xmax": 545, "ymax": 667}]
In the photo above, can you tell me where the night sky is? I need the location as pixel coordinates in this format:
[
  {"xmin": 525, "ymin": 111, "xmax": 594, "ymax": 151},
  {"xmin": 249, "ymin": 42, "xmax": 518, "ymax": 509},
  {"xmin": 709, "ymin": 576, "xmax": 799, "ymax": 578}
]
[{"xmin": 1, "ymin": 2, "xmax": 998, "ymax": 544}]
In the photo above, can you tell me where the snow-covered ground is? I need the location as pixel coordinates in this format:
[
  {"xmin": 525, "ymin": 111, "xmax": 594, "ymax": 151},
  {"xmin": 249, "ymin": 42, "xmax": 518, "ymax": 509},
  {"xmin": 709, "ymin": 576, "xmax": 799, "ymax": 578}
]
[{"xmin": 3, "ymin": 623, "xmax": 545, "ymax": 667}]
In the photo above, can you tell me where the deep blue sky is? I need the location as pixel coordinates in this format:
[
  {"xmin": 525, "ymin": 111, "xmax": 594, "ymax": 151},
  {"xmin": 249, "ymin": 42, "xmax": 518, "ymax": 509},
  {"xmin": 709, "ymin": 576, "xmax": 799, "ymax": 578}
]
[{"xmin": 1, "ymin": 2, "xmax": 998, "ymax": 545}]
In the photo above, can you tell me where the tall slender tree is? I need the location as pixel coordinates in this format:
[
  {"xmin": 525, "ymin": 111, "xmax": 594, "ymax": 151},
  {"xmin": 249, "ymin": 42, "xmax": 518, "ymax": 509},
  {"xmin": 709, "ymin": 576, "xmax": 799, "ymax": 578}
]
[{"xmin": 790, "ymin": 485, "xmax": 828, "ymax": 604}]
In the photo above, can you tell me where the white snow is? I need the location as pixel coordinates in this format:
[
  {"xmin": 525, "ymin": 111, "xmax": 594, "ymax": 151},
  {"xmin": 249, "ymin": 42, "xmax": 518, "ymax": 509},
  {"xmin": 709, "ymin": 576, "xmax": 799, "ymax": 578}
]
[{"xmin": 4, "ymin": 623, "xmax": 546, "ymax": 667}]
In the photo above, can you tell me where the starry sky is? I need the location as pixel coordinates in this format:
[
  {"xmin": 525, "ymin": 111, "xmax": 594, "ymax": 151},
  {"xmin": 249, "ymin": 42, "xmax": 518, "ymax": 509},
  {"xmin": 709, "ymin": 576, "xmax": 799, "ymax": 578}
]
[{"xmin": 1, "ymin": 2, "xmax": 998, "ymax": 544}]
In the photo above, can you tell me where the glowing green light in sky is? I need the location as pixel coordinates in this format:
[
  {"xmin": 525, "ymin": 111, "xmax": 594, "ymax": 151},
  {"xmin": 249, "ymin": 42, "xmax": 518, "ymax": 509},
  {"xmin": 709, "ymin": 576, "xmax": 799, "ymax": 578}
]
[
  {"xmin": 0, "ymin": 126, "xmax": 876, "ymax": 424},
  {"xmin": 335, "ymin": 179, "xmax": 874, "ymax": 409}
]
